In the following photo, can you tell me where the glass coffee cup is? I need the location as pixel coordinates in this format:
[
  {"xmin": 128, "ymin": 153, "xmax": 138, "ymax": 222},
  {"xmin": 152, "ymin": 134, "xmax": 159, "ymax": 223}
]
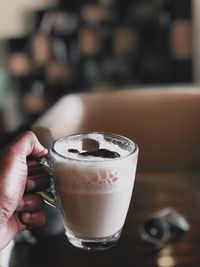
[{"xmin": 40, "ymin": 132, "xmax": 138, "ymax": 251}]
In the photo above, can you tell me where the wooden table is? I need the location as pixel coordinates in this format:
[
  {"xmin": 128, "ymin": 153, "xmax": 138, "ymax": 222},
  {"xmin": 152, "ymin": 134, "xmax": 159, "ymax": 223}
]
[{"xmin": 11, "ymin": 170, "xmax": 200, "ymax": 267}]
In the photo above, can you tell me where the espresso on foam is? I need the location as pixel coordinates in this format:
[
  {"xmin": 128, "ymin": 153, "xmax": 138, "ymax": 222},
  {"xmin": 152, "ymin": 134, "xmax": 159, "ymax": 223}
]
[
  {"xmin": 68, "ymin": 148, "xmax": 120, "ymax": 158},
  {"xmin": 82, "ymin": 137, "xmax": 99, "ymax": 151}
]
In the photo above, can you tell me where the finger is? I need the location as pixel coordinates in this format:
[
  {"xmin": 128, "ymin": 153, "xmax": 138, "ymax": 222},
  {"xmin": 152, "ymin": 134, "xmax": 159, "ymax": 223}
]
[
  {"xmin": 19, "ymin": 210, "xmax": 46, "ymax": 226},
  {"xmin": 16, "ymin": 194, "xmax": 44, "ymax": 212},
  {"xmin": 27, "ymin": 159, "xmax": 50, "ymax": 192},
  {"xmin": 8, "ymin": 131, "xmax": 48, "ymax": 159},
  {"xmin": 27, "ymin": 159, "xmax": 45, "ymax": 176},
  {"xmin": 26, "ymin": 174, "xmax": 50, "ymax": 192}
]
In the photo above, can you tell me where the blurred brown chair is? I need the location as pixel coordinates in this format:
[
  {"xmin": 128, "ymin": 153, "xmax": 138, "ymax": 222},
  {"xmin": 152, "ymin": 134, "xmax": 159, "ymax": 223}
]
[{"xmin": 32, "ymin": 87, "xmax": 200, "ymax": 172}]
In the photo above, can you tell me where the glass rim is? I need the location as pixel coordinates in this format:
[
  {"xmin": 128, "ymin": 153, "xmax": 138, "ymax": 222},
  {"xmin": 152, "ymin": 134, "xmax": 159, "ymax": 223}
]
[{"xmin": 51, "ymin": 132, "xmax": 138, "ymax": 162}]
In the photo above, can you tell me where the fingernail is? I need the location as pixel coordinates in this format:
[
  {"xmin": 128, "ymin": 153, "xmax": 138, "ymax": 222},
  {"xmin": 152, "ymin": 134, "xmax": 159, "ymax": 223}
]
[
  {"xmin": 43, "ymin": 149, "xmax": 48, "ymax": 154},
  {"xmin": 22, "ymin": 213, "xmax": 31, "ymax": 220},
  {"xmin": 27, "ymin": 180, "xmax": 36, "ymax": 190}
]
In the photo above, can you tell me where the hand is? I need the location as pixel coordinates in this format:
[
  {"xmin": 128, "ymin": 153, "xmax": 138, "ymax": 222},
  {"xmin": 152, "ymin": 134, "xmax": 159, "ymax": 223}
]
[{"xmin": 0, "ymin": 131, "xmax": 49, "ymax": 250}]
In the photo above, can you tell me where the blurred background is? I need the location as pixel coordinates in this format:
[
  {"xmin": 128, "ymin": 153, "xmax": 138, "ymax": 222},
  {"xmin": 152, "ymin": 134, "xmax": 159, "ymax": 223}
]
[{"xmin": 0, "ymin": 0, "xmax": 195, "ymax": 147}]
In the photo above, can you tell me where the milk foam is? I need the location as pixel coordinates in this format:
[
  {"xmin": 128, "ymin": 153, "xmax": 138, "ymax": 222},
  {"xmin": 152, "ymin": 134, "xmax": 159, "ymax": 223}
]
[
  {"xmin": 53, "ymin": 133, "xmax": 129, "ymax": 160},
  {"xmin": 54, "ymin": 155, "xmax": 136, "ymax": 194},
  {"xmin": 52, "ymin": 133, "xmax": 137, "ymax": 193}
]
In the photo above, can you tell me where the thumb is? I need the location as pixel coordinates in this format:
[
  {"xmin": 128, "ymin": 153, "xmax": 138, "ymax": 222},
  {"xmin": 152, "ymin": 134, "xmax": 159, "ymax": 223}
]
[{"xmin": 10, "ymin": 131, "xmax": 48, "ymax": 158}]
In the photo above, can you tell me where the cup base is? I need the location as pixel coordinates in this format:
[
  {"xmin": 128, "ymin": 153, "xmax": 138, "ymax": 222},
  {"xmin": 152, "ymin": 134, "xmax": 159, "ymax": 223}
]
[{"xmin": 66, "ymin": 229, "xmax": 122, "ymax": 251}]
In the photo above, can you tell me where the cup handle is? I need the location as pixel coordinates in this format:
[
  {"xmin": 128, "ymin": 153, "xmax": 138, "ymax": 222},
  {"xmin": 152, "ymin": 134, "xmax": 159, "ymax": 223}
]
[{"xmin": 39, "ymin": 157, "xmax": 57, "ymax": 208}]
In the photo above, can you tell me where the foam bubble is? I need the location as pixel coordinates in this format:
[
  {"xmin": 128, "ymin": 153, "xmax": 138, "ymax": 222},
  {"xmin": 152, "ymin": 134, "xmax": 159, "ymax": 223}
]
[{"xmin": 54, "ymin": 159, "xmax": 134, "ymax": 193}]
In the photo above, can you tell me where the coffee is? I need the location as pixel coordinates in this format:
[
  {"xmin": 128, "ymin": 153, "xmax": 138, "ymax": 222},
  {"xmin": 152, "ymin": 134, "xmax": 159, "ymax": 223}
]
[{"xmin": 52, "ymin": 133, "xmax": 137, "ymax": 239}]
